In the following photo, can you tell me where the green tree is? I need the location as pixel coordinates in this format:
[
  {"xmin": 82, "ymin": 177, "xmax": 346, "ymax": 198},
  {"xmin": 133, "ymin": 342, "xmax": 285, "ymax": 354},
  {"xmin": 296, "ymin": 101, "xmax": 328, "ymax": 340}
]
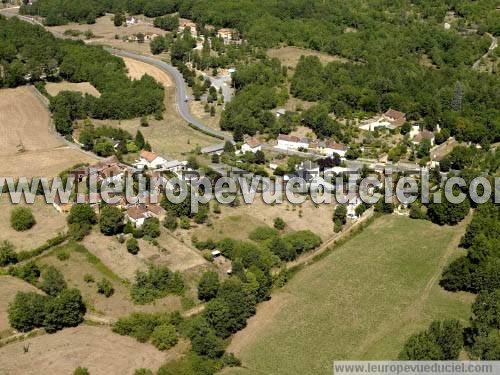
[
  {"xmin": 0, "ymin": 240, "xmax": 17, "ymax": 266},
  {"xmin": 97, "ymin": 278, "xmax": 114, "ymax": 297},
  {"xmin": 67, "ymin": 204, "xmax": 97, "ymax": 225},
  {"xmin": 197, "ymin": 270, "xmax": 220, "ymax": 302},
  {"xmin": 114, "ymin": 11, "xmax": 124, "ymax": 27},
  {"xmin": 127, "ymin": 238, "xmax": 140, "ymax": 255},
  {"xmin": 99, "ymin": 205, "xmax": 124, "ymax": 235},
  {"xmin": 142, "ymin": 217, "xmax": 161, "ymax": 238},
  {"xmin": 273, "ymin": 217, "xmax": 286, "ymax": 230},
  {"xmin": 10, "ymin": 207, "xmax": 36, "ymax": 231},
  {"xmin": 8, "ymin": 292, "xmax": 48, "ymax": 332},
  {"xmin": 40, "ymin": 266, "xmax": 67, "ymax": 296},
  {"xmin": 151, "ymin": 323, "xmax": 178, "ymax": 350},
  {"xmin": 73, "ymin": 367, "xmax": 90, "ymax": 375},
  {"xmin": 333, "ymin": 205, "xmax": 347, "ymax": 225},
  {"xmin": 43, "ymin": 288, "xmax": 86, "ymax": 333}
]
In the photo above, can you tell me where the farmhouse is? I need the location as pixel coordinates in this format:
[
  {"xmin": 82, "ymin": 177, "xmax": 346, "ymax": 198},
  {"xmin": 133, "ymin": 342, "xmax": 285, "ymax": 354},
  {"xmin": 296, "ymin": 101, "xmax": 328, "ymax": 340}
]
[
  {"xmin": 136, "ymin": 150, "xmax": 168, "ymax": 170},
  {"xmin": 179, "ymin": 18, "xmax": 197, "ymax": 37},
  {"xmin": 217, "ymin": 28, "xmax": 239, "ymax": 44},
  {"xmin": 276, "ymin": 134, "xmax": 309, "ymax": 151},
  {"xmin": 241, "ymin": 137, "xmax": 262, "ymax": 153},
  {"xmin": 412, "ymin": 130, "xmax": 435, "ymax": 146},
  {"xmin": 346, "ymin": 196, "xmax": 363, "ymax": 220},
  {"xmin": 429, "ymin": 138, "xmax": 458, "ymax": 168},
  {"xmin": 359, "ymin": 108, "xmax": 407, "ymax": 131},
  {"xmin": 126, "ymin": 204, "xmax": 166, "ymax": 227}
]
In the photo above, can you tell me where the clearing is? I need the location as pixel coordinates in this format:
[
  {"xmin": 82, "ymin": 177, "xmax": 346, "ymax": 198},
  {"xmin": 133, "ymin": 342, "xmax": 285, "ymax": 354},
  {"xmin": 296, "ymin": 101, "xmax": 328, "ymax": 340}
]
[
  {"xmin": 0, "ymin": 325, "xmax": 178, "ymax": 374},
  {"xmin": 0, "ymin": 87, "xmax": 97, "ymax": 177},
  {"xmin": 36, "ymin": 242, "xmax": 185, "ymax": 319},
  {"xmin": 88, "ymin": 53, "xmax": 216, "ymax": 160},
  {"xmin": 223, "ymin": 215, "xmax": 475, "ymax": 375},
  {"xmin": 45, "ymin": 81, "xmax": 101, "ymax": 97},
  {"xmin": 122, "ymin": 56, "xmax": 173, "ymax": 86},
  {"xmin": 0, "ymin": 196, "xmax": 66, "ymax": 251},
  {"xmin": 267, "ymin": 46, "xmax": 351, "ymax": 68},
  {"xmin": 0, "ymin": 276, "xmax": 42, "ymax": 336}
]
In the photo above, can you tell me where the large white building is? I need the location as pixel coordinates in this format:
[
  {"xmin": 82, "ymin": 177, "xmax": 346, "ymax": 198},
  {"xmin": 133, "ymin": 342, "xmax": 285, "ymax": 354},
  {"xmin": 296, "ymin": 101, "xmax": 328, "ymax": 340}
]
[
  {"xmin": 276, "ymin": 134, "xmax": 309, "ymax": 151},
  {"xmin": 136, "ymin": 150, "xmax": 168, "ymax": 170}
]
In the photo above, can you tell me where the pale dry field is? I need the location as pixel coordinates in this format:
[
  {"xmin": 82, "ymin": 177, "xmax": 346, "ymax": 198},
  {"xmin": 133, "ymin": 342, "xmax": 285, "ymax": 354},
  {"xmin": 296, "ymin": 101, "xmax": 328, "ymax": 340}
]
[
  {"xmin": 0, "ymin": 196, "xmax": 66, "ymax": 251},
  {"xmin": 190, "ymin": 194, "xmax": 335, "ymax": 243},
  {"xmin": 122, "ymin": 57, "xmax": 173, "ymax": 86},
  {"xmin": 0, "ymin": 276, "xmax": 42, "ymax": 335},
  {"xmin": 93, "ymin": 84, "xmax": 214, "ymax": 160},
  {"xmin": 49, "ymin": 14, "xmax": 166, "ymax": 55},
  {"xmin": 0, "ymin": 87, "xmax": 98, "ymax": 177},
  {"xmin": 188, "ymin": 100, "xmax": 224, "ymax": 131},
  {"xmin": 37, "ymin": 246, "xmax": 183, "ymax": 319},
  {"xmin": 45, "ymin": 81, "xmax": 101, "ymax": 97},
  {"xmin": 0, "ymin": 87, "xmax": 60, "ymax": 155},
  {"xmin": 267, "ymin": 46, "xmax": 351, "ymax": 68},
  {"xmin": 0, "ymin": 326, "xmax": 174, "ymax": 375}
]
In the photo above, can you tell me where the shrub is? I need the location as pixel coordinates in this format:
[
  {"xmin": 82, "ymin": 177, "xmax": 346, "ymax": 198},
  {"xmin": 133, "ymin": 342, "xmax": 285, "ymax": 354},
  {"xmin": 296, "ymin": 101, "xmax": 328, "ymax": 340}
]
[
  {"xmin": 273, "ymin": 217, "xmax": 286, "ymax": 230},
  {"xmin": 99, "ymin": 205, "xmax": 124, "ymax": 235},
  {"xmin": 67, "ymin": 204, "xmax": 97, "ymax": 225},
  {"xmin": 8, "ymin": 262, "xmax": 40, "ymax": 284},
  {"xmin": 283, "ymin": 230, "xmax": 322, "ymax": 255},
  {"xmin": 248, "ymin": 226, "xmax": 279, "ymax": 242},
  {"xmin": 179, "ymin": 216, "xmax": 191, "ymax": 229},
  {"xmin": 10, "ymin": 207, "xmax": 36, "ymax": 231},
  {"xmin": 222, "ymin": 353, "xmax": 241, "ymax": 367},
  {"xmin": 151, "ymin": 323, "xmax": 178, "ymax": 350},
  {"xmin": 0, "ymin": 241, "xmax": 17, "ymax": 266},
  {"xmin": 197, "ymin": 271, "xmax": 220, "ymax": 302},
  {"xmin": 97, "ymin": 278, "xmax": 114, "ymax": 297},
  {"xmin": 134, "ymin": 369, "xmax": 153, "ymax": 375},
  {"xmin": 113, "ymin": 312, "xmax": 177, "ymax": 343},
  {"xmin": 131, "ymin": 266, "xmax": 184, "ymax": 304},
  {"xmin": 163, "ymin": 213, "xmax": 178, "ymax": 231},
  {"xmin": 43, "ymin": 288, "xmax": 86, "ymax": 333},
  {"xmin": 83, "ymin": 273, "xmax": 95, "ymax": 283},
  {"xmin": 127, "ymin": 238, "xmax": 140, "ymax": 255},
  {"xmin": 73, "ymin": 367, "xmax": 90, "ymax": 375},
  {"xmin": 56, "ymin": 249, "xmax": 70, "ymax": 261},
  {"xmin": 142, "ymin": 217, "xmax": 161, "ymax": 238},
  {"xmin": 40, "ymin": 266, "xmax": 67, "ymax": 296},
  {"xmin": 8, "ymin": 292, "xmax": 49, "ymax": 332}
]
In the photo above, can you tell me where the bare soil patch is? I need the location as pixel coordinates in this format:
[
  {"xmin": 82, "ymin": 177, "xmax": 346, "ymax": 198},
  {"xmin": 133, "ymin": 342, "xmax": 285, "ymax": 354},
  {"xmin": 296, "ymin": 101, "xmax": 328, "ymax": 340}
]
[
  {"xmin": 0, "ymin": 87, "xmax": 98, "ymax": 177},
  {"xmin": 45, "ymin": 81, "xmax": 101, "ymax": 97},
  {"xmin": 267, "ymin": 46, "xmax": 351, "ymax": 68},
  {"xmin": 122, "ymin": 57, "xmax": 172, "ymax": 86},
  {"xmin": 0, "ymin": 326, "xmax": 172, "ymax": 375},
  {"xmin": 0, "ymin": 196, "xmax": 66, "ymax": 251},
  {"xmin": 0, "ymin": 276, "xmax": 42, "ymax": 334}
]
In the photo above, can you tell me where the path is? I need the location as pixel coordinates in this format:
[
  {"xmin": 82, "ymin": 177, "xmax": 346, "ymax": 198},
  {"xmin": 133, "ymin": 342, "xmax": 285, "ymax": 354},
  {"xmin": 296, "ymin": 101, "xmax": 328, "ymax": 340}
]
[{"xmin": 472, "ymin": 32, "xmax": 498, "ymax": 70}]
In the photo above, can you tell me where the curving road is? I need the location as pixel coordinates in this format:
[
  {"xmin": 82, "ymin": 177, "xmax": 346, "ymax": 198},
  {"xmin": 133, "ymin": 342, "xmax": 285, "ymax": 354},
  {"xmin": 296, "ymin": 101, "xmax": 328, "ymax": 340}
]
[
  {"xmin": 472, "ymin": 32, "xmax": 498, "ymax": 70},
  {"xmin": 0, "ymin": 7, "xmax": 232, "ymax": 142},
  {"xmin": 104, "ymin": 48, "xmax": 231, "ymax": 140}
]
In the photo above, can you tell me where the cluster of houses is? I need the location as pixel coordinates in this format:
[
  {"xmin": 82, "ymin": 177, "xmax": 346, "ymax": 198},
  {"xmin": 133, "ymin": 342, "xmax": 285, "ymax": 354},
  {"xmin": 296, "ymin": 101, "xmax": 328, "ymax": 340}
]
[
  {"xmin": 52, "ymin": 151, "xmax": 189, "ymax": 228},
  {"xmin": 359, "ymin": 108, "xmax": 407, "ymax": 131},
  {"xmin": 275, "ymin": 134, "xmax": 348, "ymax": 158}
]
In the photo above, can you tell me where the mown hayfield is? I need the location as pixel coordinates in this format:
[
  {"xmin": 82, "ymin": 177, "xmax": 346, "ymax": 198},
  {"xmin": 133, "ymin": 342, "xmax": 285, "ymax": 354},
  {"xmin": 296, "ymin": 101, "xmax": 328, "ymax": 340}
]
[
  {"xmin": 224, "ymin": 215, "xmax": 474, "ymax": 375},
  {"xmin": 45, "ymin": 81, "xmax": 101, "ymax": 97}
]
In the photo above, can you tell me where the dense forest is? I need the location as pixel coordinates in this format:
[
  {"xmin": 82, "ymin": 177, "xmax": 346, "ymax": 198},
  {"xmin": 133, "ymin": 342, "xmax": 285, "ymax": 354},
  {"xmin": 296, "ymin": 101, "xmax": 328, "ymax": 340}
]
[{"xmin": 0, "ymin": 16, "xmax": 164, "ymax": 135}]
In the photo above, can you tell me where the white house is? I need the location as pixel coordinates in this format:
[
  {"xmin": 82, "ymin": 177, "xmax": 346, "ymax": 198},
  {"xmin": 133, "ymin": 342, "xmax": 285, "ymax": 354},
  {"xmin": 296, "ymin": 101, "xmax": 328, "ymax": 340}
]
[
  {"xmin": 359, "ymin": 108, "xmax": 407, "ymax": 131},
  {"xmin": 276, "ymin": 134, "xmax": 310, "ymax": 151},
  {"xmin": 241, "ymin": 137, "xmax": 262, "ymax": 153},
  {"xmin": 162, "ymin": 160, "xmax": 187, "ymax": 174},
  {"xmin": 137, "ymin": 150, "xmax": 168, "ymax": 170},
  {"xmin": 412, "ymin": 130, "xmax": 435, "ymax": 146},
  {"xmin": 346, "ymin": 196, "xmax": 363, "ymax": 220},
  {"xmin": 323, "ymin": 140, "xmax": 348, "ymax": 158},
  {"xmin": 126, "ymin": 204, "xmax": 166, "ymax": 227}
]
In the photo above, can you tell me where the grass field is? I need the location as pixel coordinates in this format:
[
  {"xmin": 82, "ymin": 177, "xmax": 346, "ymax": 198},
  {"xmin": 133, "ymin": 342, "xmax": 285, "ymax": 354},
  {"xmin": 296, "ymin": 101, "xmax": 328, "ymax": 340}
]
[
  {"xmin": 224, "ymin": 215, "xmax": 474, "ymax": 375},
  {"xmin": 45, "ymin": 81, "xmax": 101, "ymax": 97},
  {"xmin": 0, "ymin": 87, "xmax": 97, "ymax": 177}
]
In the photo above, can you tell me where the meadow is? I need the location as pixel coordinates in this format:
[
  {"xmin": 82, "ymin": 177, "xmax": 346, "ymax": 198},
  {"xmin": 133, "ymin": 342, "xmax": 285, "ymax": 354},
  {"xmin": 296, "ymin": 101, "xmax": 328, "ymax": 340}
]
[{"xmin": 224, "ymin": 215, "xmax": 474, "ymax": 375}]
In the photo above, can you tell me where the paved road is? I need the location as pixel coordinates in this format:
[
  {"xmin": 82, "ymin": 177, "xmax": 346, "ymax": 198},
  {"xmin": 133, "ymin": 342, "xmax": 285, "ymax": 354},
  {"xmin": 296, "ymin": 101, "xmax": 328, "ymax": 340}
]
[
  {"xmin": 106, "ymin": 48, "xmax": 232, "ymax": 141},
  {"xmin": 0, "ymin": 7, "xmax": 232, "ymax": 142}
]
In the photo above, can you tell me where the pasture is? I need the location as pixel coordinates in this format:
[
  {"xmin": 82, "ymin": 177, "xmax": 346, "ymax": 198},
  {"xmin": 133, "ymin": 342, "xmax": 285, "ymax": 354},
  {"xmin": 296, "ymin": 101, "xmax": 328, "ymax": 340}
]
[
  {"xmin": 267, "ymin": 46, "xmax": 351, "ymax": 68},
  {"xmin": 224, "ymin": 215, "xmax": 474, "ymax": 375}
]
